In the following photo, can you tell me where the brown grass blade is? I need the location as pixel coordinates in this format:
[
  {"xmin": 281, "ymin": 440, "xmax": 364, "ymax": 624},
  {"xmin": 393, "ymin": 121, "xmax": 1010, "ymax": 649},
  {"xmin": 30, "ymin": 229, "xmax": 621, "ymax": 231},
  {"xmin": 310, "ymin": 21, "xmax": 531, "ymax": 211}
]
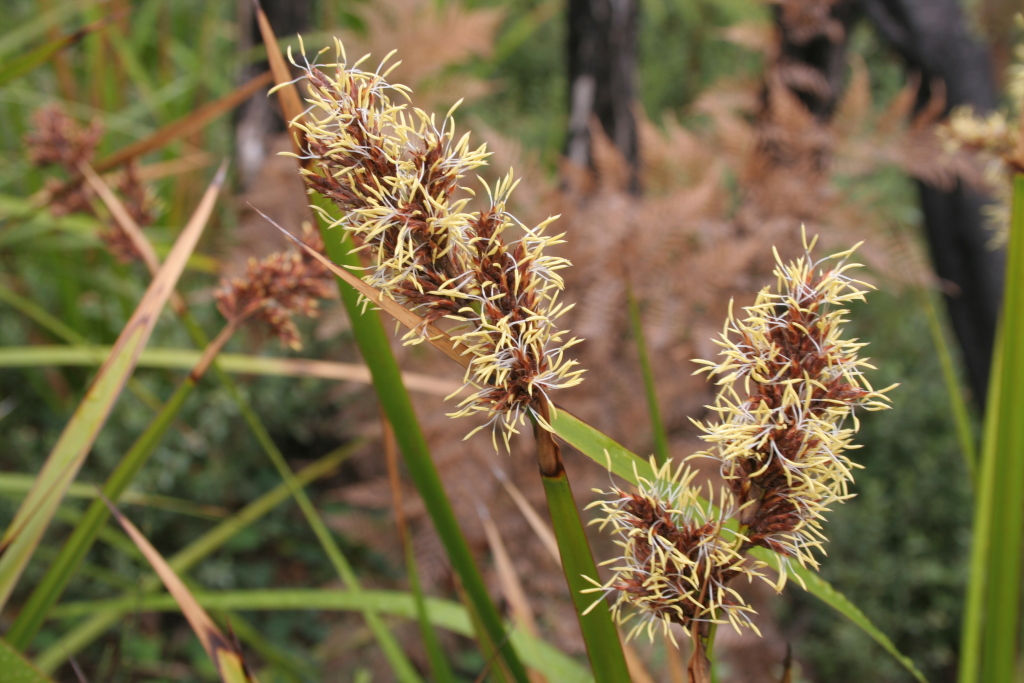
[
  {"xmin": 99, "ymin": 496, "xmax": 254, "ymax": 682},
  {"xmin": 0, "ymin": 163, "xmax": 228, "ymax": 611},
  {"xmin": 476, "ymin": 503, "xmax": 548, "ymax": 683},
  {"xmin": 244, "ymin": 355, "xmax": 461, "ymax": 396},
  {"xmin": 666, "ymin": 639, "xmax": 687, "ymax": 683},
  {"xmin": 78, "ymin": 160, "xmax": 160, "ymax": 273},
  {"xmin": 490, "ymin": 466, "xmax": 560, "ymax": 566},
  {"xmin": 477, "ymin": 502, "xmax": 540, "ymax": 639},
  {"xmin": 135, "ymin": 153, "xmax": 214, "ymax": 182},
  {"xmin": 93, "ymin": 72, "xmax": 273, "ymax": 173},
  {"xmin": 622, "ymin": 644, "xmax": 656, "ymax": 683},
  {"xmin": 264, "ymin": 215, "xmax": 468, "ymax": 368},
  {"xmin": 0, "ymin": 345, "xmax": 460, "ymax": 397},
  {"xmin": 252, "ymin": 1, "xmax": 305, "ymax": 156}
]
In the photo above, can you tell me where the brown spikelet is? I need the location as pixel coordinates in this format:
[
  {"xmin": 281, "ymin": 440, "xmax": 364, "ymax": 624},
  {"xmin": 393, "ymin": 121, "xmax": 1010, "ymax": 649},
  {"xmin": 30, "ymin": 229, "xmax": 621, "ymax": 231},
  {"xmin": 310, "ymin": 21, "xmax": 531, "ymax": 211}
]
[
  {"xmin": 24, "ymin": 103, "xmax": 103, "ymax": 170},
  {"xmin": 213, "ymin": 226, "xmax": 335, "ymax": 350}
]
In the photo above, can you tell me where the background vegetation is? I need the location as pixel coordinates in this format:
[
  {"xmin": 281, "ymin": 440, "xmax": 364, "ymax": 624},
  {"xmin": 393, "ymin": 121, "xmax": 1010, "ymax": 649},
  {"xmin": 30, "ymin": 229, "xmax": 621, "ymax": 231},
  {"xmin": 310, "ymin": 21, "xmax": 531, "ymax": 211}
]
[{"xmin": 1, "ymin": 0, "xmax": 1017, "ymax": 681}]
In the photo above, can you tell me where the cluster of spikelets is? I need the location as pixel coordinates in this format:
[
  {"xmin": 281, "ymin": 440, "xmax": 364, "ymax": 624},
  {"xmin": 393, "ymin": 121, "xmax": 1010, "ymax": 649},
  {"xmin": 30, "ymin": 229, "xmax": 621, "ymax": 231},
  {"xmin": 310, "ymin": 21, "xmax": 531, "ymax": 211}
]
[
  {"xmin": 584, "ymin": 460, "xmax": 763, "ymax": 644},
  {"xmin": 24, "ymin": 104, "xmax": 156, "ymax": 261},
  {"xmin": 940, "ymin": 16, "xmax": 1024, "ymax": 242},
  {"xmin": 289, "ymin": 39, "xmax": 583, "ymax": 447},
  {"xmin": 587, "ymin": 235, "xmax": 893, "ymax": 642},
  {"xmin": 213, "ymin": 226, "xmax": 335, "ymax": 350}
]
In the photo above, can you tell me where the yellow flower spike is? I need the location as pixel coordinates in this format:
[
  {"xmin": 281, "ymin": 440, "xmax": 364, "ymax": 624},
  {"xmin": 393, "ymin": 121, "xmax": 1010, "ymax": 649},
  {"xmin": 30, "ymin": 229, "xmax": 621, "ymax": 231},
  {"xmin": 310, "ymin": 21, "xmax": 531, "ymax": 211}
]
[
  {"xmin": 295, "ymin": 41, "xmax": 582, "ymax": 449},
  {"xmin": 693, "ymin": 237, "xmax": 892, "ymax": 574},
  {"xmin": 586, "ymin": 458, "xmax": 762, "ymax": 642}
]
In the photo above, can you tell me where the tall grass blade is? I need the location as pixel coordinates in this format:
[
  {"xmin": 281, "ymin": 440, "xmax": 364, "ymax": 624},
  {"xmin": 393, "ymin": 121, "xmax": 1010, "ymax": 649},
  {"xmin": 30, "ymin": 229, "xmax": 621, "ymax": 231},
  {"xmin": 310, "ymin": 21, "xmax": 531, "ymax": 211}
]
[
  {"xmin": 958, "ymin": 334, "xmax": 1002, "ymax": 683},
  {"xmin": 34, "ymin": 443, "xmax": 359, "ymax": 671},
  {"xmin": 0, "ymin": 284, "xmax": 83, "ymax": 343},
  {"xmin": 960, "ymin": 172, "xmax": 1024, "ymax": 683},
  {"xmin": 6, "ymin": 325, "xmax": 235, "ymax": 649},
  {"xmin": 0, "ymin": 345, "xmax": 459, "ymax": 396},
  {"xmin": 920, "ymin": 287, "xmax": 977, "ymax": 479},
  {"xmin": 0, "ymin": 163, "xmax": 227, "ymax": 612},
  {"xmin": 548, "ymin": 408, "xmax": 929, "ymax": 682},
  {"xmin": 255, "ymin": 9, "xmax": 529, "ymax": 679},
  {"xmin": 384, "ymin": 418, "xmax": 456, "ymax": 683},
  {"xmin": 93, "ymin": 72, "xmax": 274, "ymax": 173},
  {"xmin": 50, "ymin": 589, "xmax": 593, "ymax": 683},
  {"xmin": 0, "ymin": 638, "xmax": 53, "ymax": 683},
  {"xmin": 100, "ymin": 497, "xmax": 255, "ymax": 683},
  {"xmin": 220, "ymin": 389, "xmax": 423, "ymax": 683},
  {"xmin": 0, "ymin": 0, "xmax": 80, "ymax": 60},
  {"xmin": 0, "ymin": 16, "xmax": 110, "ymax": 88},
  {"xmin": 0, "ymin": 475, "xmax": 229, "ymax": 519},
  {"xmin": 747, "ymin": 547, "xmax": 927, "ymax": 682},
  {"xmin": 625, "ymin": 280, "xmax": 669, "ymax": 465}
]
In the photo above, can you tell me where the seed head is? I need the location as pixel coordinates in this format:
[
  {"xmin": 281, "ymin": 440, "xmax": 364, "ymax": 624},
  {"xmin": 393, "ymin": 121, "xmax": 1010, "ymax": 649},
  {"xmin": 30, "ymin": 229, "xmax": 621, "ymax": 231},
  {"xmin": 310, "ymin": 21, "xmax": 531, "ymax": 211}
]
[
  {"xmin": 585, "ymin": 459, "xmax": 762, "ymax": 644},
  {"xmin": 24, "ymin": 105, "xmax": 157, "ymax": 262},
  {"xmin": 24, "ymin": 103, "xmax": 103, "ymax": 170},
  {"xmin": 691, "ymin": 233, "xmax": 892, "ymax": 580},
  {"xmin": 292, "ymin": 39, "xmax": 583, "ymax": 448}
]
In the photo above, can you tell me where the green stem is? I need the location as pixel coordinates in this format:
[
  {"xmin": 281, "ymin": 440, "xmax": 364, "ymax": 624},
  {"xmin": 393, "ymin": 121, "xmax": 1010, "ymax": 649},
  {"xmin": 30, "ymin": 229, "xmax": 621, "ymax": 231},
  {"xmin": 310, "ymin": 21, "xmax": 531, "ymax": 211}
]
[
  {"xmin": 317, "ymin": 198, "xmax": 529, "ymax": 683},
  {"xmin": 919, "ymin": 286, "xmax": 977, "ymax": 481},
  {"xmin": 626, "ymin": 279, "xmax": 669, "ymax": 465},
  {"xmin": 706, "ymin": 623, "xmax": 719, "ymax": 683},
  {"xmin": 534, "ymin": 405, "xmax": 631, "ymax": 683}
]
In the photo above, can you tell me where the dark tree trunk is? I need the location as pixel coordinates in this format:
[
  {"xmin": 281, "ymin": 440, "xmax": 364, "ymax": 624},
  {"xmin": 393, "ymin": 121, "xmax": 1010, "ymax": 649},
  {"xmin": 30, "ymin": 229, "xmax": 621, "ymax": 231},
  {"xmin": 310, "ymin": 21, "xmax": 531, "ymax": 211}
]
[
  {"xmin": 862, "ymin": 0, "xmax": 1003, "ymax": 408},
  {"xmin": 235, "ymin": 0, "xmax": 312, "ymax": 186},
  {"xmin": 772, "ymin": 0, "xmax": 1001, "ymax": 409},
  {"xmin": 773, "ymin": 0, "xmax": 861, "ymax": 120},
  {"xmin": 566, "ymin": 0, "xmax": 641, "ymax": 193}
]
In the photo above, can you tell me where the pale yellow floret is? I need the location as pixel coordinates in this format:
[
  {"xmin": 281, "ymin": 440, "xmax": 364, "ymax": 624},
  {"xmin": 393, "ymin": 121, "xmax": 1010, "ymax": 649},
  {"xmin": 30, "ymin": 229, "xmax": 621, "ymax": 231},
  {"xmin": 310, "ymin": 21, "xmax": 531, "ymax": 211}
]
[
  {"xmin": 583, "ymin": 458, "xmax": 763, "ymax": 643},
  {"xmin": 294, "ymin": 41, "xmax": 583, "ymax": 449}
]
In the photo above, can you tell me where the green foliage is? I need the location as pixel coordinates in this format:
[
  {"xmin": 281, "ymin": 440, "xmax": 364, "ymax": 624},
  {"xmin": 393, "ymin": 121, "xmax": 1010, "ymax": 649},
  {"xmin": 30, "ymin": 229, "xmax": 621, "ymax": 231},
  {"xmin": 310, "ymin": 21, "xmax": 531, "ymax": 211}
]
[
  {"xmin": 0, "ymin": 0, "xmax": 1005, "ymax": 680},
  {"xmin": 639, "ymin": 0, "xmax": 765, "ymax": 114}
]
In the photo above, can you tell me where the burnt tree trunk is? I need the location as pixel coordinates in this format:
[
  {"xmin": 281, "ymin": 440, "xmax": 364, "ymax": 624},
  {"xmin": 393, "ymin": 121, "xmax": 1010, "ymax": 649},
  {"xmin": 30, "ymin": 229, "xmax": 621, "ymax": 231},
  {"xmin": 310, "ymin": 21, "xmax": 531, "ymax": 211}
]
[
  {"xmin": 775, "ymin": 0, "xmax": 1001, "ymax": 409},
  {"xmin": 773, "ymin": 0, "xmax": 861, "ymax": 120},
  {"xmin": 862, "ymin": 0, "xmax": 1003, "ymax": 408},
  {"xmin": 566, "ymin": 0, "xmax": 641, "ymax": 193},
  {"xmin": 236, "ymin": 0, "xmax": 312, "ymax": 186}
]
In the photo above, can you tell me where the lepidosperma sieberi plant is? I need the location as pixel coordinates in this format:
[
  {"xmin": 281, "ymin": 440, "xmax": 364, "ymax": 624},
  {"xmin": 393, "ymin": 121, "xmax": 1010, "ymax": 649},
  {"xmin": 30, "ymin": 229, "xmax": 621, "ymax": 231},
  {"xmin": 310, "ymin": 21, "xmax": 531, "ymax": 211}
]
[
  {"xmin": 284, "ymin": 39, "xmax": 893, "ymax": 682},
  {"xmin": 584, "ymin": 236, "xmax": 893, "ymax": 671}
]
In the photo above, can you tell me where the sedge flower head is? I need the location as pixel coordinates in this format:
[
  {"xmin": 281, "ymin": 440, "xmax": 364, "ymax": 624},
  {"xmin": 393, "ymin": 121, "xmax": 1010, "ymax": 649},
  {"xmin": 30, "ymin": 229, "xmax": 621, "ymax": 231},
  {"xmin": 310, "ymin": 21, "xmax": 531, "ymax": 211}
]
[
  {"xmin": 939, "ymin": 20, "xmax": 1024, "ymax": 243},
  {"xmin": 691, "ymin": 232, "xmax": 893, "ymax": 580},
  {"xmin": 24, "ymin": 105, "xmax": 157, "ymax": 261},
  {"xmin": 291, "ymin": 39, "xmax": 583, "ymax": 448},
  {"xmin": 584, "ymin": 459, "xmax": 763, "ymax": 644}
]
